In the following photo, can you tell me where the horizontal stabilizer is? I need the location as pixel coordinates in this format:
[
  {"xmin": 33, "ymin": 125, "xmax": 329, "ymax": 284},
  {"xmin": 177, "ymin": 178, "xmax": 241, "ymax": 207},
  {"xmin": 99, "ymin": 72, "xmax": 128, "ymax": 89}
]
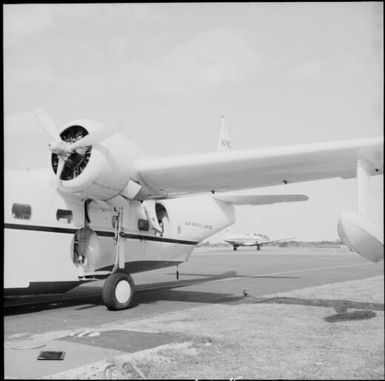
[{"xmin": 214, "ymin": 193, "xmax": 308, "ymax": 205}]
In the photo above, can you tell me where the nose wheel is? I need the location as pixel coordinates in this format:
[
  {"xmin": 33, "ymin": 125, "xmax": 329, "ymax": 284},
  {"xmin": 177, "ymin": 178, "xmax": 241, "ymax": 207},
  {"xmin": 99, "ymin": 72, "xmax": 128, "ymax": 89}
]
[{"xmin": 102, "ymin": 272, "xmax": 135, "ymax": 310}]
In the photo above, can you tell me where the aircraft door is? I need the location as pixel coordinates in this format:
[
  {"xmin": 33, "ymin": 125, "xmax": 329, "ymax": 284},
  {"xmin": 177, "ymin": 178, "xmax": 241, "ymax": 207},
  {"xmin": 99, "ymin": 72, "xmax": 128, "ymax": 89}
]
[
  {"xmin": 156, "ymin": 202, "xmax": 169, "ymax": 237},
  {"xmin": 143, "ymin": 201, "xmax": 169, "ymax": 237}
]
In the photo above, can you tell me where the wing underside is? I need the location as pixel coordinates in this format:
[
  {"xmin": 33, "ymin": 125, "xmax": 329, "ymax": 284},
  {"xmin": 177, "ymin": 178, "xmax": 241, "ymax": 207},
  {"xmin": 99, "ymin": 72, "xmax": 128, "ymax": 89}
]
[{"xmin": 213, "ymin": 193, "xmax": 308, "ymax": 205}]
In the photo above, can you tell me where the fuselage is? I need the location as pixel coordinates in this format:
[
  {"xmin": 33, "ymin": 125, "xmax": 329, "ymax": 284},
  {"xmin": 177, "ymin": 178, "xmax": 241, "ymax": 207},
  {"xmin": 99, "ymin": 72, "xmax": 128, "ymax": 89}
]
[
  {"xmin": 4, "ymin": 168, "xmax": 235, "ymax": 295},
  {"xmin": 225, "ymin": 234, "xmax": 266, "ymax": 247}
]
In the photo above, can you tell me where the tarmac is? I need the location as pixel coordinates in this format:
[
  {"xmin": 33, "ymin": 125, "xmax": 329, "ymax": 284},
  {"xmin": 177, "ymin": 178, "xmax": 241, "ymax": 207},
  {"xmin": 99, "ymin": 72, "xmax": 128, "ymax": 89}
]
[{"xmin": 4, "ymin": 246, "xmax": 384, "ymax": 379}]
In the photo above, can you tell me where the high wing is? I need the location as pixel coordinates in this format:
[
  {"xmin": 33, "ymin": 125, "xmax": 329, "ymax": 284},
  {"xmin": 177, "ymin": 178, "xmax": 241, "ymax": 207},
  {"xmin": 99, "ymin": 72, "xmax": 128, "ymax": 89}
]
[
  {"xmin": 225, "ymin": 236, "xmax": 293, "ymax": 246},
  {"xmin": 133, "ymin": 137, "xmax": 383, "ymax": 199},
  {"xmin": 224, "ymin": 237, "xmax": 258, "ymax": 246}
]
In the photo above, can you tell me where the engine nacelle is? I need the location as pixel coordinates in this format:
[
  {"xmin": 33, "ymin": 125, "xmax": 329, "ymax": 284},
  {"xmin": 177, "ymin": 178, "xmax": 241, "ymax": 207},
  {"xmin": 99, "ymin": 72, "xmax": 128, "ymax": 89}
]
[
  {"xmin": 338, "ymin": 211, "xmax": 384, "ymax": 263},
  {"xmin": 50, "ymin": 119, "xmax": 143, "ymax": 200}
]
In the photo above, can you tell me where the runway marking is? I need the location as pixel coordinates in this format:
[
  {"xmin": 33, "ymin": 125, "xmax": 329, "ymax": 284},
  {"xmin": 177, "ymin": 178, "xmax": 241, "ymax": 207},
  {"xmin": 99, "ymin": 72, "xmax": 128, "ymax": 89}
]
[
  {"xmin": 211, "ymin": 263, "xmax": 373, "ymax": 283},
  {"xmin": 70, "ymin": 330, "xmax": 100, "ymax": 338}
]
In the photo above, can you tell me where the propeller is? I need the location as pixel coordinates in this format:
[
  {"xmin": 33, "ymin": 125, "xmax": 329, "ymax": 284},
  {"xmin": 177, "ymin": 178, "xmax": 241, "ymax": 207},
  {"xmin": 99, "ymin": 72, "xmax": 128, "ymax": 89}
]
[
  {"xmin": 34, "ymin": 109, "xmax": 121, "ymax": 182},
  {"xmin": 69, "ymin": 122, "xmax": 121, "ymax": 151},
  {"xmin": 56, "ymin": 157, "xmax": 66, "ymax": 180},
  {"xmin": 35, "ymin": 108, "xmax": 61, "ymax": 142}
]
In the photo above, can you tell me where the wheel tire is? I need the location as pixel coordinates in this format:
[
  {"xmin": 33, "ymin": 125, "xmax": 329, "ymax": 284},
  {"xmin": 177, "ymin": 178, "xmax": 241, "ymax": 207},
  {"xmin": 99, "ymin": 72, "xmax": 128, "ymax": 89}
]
[
  {"xmin": 102, "ymin": 272, "xmax": 135, "ymax": 310},
  {"xmin": 233, "ymin": 246, "xmax": 237, "ymax": 251}
]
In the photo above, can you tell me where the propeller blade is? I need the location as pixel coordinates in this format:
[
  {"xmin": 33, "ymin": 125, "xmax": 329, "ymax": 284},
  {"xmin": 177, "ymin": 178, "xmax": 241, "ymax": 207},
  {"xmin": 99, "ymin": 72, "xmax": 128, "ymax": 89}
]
[
  {"xmin": 34, "ymin": 109, "xmax": 61, "ymax": 142},
  {"xmin": 56, "ymin": 157, "xmax": 65, "ymax": 181},
  {"xmin": 68, "ymin": 123, "xmax": 121, "ymax": 151}
]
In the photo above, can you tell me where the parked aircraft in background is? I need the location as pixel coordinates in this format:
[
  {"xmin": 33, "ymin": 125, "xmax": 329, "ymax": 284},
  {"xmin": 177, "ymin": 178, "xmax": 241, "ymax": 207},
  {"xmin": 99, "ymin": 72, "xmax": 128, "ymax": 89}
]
[
  {"xmin": 225, "ymin": 233, "xmax": 294, "ymax": 251},
  {"xmin": 4, "ymin": 110, "xmax": 384, "ymax": 310}
]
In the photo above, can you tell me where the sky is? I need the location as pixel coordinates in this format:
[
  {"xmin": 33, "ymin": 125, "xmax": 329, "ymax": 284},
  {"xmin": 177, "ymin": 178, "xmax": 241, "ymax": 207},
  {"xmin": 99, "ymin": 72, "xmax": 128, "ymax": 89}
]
[{"xmin": 3, "ymin": 3, "xmax": 383, "ymax": 241}]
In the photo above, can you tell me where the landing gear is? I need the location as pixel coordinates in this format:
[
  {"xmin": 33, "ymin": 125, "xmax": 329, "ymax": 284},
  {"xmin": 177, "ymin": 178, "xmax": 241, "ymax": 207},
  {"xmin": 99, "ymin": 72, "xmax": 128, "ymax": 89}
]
[
  {"xmin": 233, "ymin": 246, "xmax": 238, "ymax": 251},
  {"xmin": 256, "ymin": 245, "xmax": 261, "ymax": 251},
  {"xmin": 102, "ymin": 272, "xmax": 135, "ymax": 310}
]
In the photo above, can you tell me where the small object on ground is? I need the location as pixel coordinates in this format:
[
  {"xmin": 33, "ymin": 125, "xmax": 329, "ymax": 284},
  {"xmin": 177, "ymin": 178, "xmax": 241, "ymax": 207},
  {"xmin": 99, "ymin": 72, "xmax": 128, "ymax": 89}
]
[
  {"xmin": 242, "ymin": 289, "xmax": 248, "ymax": 297},
  {"xmin": 37, "ymin": 351, "xmax": 65, "ymax": 360}
]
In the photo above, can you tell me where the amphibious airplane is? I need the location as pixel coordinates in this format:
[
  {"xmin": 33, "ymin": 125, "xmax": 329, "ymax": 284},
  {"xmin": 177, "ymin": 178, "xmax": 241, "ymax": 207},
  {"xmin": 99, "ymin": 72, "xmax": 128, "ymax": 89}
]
[
  {"xmin": 4, "ymin": 111, "xmax": 384, "ymax": 310},
  {"xmin": 225, "ymin": 233, "xmax": 295, "ymax": 251}
]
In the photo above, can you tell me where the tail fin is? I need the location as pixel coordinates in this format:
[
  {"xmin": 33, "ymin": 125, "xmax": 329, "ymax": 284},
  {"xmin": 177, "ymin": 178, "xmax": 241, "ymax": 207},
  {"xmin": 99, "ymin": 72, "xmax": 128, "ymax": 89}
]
[{"xmin": 216, "ymin": 116, "xmax": 231, "ymax": 152}]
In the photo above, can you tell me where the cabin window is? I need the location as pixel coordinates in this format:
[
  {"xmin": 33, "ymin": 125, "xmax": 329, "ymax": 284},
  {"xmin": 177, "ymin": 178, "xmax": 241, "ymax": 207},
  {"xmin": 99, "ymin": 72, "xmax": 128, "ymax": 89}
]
[
  {"xmin": 12, "ymin": 203, "xmax": 31, "ymax": 219},
  {"xmin": 138, "ymin": 219, "xmax": 150, "ymax": 231},
  {"xmin": 56, "ymin": 209, "xmax": 73, "ymax": 223}
]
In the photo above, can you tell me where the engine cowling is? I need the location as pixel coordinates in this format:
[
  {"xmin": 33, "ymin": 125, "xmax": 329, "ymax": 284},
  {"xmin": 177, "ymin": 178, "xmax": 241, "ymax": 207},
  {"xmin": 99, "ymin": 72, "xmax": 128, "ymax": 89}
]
[{"xmin": 51, "ymin": 119, "xmax": 143, "ymax": 200}]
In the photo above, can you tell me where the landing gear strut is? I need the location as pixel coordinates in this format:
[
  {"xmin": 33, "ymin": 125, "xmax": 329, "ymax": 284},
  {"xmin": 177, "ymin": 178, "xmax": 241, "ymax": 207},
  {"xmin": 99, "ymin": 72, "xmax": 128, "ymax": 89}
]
[{"xmin": 102, "ymin": 272, "xmax": 135, "ymax": 310}]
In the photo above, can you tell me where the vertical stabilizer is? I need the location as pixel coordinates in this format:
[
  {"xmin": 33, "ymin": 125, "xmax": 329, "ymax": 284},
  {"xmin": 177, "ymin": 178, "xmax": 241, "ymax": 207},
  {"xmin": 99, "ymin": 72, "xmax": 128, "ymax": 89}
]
[{"xmin": 216, "ymin": 116, "xmax": 231, "ymax": 152}]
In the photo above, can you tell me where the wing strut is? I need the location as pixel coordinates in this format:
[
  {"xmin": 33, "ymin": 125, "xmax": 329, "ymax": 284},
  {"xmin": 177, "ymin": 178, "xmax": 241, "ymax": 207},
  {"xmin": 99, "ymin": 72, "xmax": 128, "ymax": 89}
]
[{"xmin": 357, "ymin": 158, "xmax": 370, "ymax": 217}]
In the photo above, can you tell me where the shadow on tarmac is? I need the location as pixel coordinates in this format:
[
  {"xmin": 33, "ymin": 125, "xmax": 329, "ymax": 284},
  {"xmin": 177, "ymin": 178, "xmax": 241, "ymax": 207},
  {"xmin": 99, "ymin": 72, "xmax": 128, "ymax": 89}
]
[
  {"xmin": 132, "ymin": 289, "xmax": 242, "ymax": 307},
  {"xmin": 246, "ymin": 296, "xmax": 384, "ymax": 322},
  {"xmin": 324, "ymin": 310, "xmax": 377, "ymax": 322},
  {"xmin": 3, "ymin": 292, "xmax": 103, "ymax": 316},
  {"xmin": 4, "ymin": 270, "xmax": 254, "ymax": 315},
  {"xmin": 166, "ymin": 272, "xmax": 299, "ymax": 279},
  {"xmin": 8, "ymin": 272, "xmax": 374, "ymax": 320}
]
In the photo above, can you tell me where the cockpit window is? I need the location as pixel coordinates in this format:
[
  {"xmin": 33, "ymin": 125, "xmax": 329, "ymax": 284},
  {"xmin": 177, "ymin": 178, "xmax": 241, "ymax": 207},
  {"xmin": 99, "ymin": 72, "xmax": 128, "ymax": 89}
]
[
  {"xmin": 56, "ymin": 209, "xmax": 73, "ymax": 223},
  {"xmin": 12, "ymin": 203, "xmax": 32, "ymax": 219}
]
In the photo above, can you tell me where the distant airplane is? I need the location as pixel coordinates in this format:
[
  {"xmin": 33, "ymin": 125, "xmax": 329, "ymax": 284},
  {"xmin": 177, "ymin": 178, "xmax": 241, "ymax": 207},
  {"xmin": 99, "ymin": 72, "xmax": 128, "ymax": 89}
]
[
  {"xmin": 4, "ymin": 111, "xmax": 383, "ymax": 310},
  {"xmin": 225, "ymin": 233, "xmax": 294, "ymax": 251}
]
